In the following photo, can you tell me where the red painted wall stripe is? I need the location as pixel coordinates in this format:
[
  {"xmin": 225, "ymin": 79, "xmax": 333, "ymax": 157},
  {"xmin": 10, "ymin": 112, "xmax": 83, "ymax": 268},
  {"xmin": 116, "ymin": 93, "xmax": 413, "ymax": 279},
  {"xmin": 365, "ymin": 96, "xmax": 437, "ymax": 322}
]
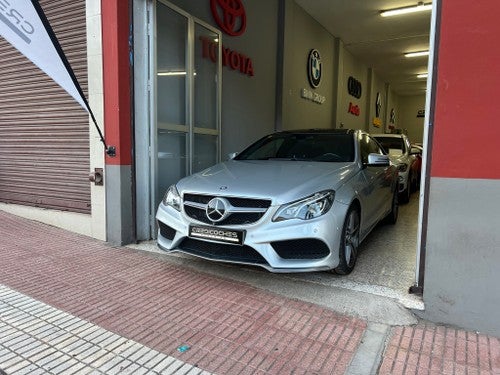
[
  {"xmin": 101, "ymin": 1, "xmax": 132, "ymax": 166},
  {"xmin": 431, "ymin": 0, "xmax": 500, "ymax": 179}
]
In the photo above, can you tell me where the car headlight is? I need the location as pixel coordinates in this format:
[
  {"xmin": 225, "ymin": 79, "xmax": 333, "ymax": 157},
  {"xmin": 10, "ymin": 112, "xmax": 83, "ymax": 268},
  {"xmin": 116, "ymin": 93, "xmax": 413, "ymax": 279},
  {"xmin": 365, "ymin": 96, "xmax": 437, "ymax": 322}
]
[
  {"xmin": 398, "ymin": 163, "xmax": 408, "ymax": 172},
  {"xmin": 162, "ymin": 185, "xmax": 181, "ymax": 211},
  {"xmin": 273, "ymin": 190, "xmax": 335, "ymax": 222}
]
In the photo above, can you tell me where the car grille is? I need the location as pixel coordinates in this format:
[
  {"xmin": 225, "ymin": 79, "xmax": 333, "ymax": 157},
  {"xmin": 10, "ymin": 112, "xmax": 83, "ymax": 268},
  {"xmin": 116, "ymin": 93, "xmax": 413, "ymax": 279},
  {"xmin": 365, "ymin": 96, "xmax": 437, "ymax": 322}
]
[
  {"xmin": 271, "ymin": 239, "xmax": 330, "ymax": 259},
  {"xmin": 183, "ymin": 193, "xmax": 271, "ymax": 226},
  {"xmin": 178, "ymin": 238, "xmax": 268, "ymax": 264},
  {"xmin": 158, "ymin": 222, "xmax": 176, "ymax": 241}
]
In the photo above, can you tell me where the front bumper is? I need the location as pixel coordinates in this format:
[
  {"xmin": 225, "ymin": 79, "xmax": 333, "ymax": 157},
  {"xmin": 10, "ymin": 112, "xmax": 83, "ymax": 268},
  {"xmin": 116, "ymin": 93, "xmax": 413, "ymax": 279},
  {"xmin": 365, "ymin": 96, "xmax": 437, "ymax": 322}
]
[{"xmin": 155, "ymin": 200, "xmax": 349, "ymax": 272}]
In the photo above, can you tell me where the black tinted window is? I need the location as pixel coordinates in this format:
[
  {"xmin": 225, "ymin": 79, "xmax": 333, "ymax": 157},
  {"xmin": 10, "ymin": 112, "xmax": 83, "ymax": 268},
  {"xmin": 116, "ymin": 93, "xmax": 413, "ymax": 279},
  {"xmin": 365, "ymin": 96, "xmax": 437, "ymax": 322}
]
[
  {"xmin": 374, "ymin": 137, "xmax": 405, "ymax": 154},
  {"xmin": 360, "ymin": 135, "xmax": 384, "ymax": 164},
  {"xmin": 235, "ymin": 133, "xmax": 355, "ymax": 162}
]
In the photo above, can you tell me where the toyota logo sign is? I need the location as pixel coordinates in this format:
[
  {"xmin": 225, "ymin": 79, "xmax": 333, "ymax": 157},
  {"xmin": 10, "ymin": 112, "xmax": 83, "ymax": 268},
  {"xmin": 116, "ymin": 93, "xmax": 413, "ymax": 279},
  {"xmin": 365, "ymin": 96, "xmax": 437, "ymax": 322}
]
[
  {"xmin": 210, "ymin": 0, "xmax": 247, "ymax": 36},
  {"xmin": 206, "ymin": 197, "xmax": 231, "ymax": 222}
]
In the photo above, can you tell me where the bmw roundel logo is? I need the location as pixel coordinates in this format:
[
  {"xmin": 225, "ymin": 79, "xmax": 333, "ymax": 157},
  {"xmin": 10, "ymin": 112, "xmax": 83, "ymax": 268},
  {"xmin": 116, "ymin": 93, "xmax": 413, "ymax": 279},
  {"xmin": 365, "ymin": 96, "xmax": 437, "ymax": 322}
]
[
  {"xmin": 206, "ymin": 197, "xmax": 231, "ymax": 222},
  {"xmin": 308, "ymin": 49, "xmax": 322, "ymax": 88}
]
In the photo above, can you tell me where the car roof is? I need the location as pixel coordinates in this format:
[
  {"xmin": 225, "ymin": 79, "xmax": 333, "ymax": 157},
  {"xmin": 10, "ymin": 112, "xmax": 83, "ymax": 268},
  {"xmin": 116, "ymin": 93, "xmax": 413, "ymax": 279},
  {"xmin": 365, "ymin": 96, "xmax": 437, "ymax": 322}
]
[
  {"xmin": 372, "ymin": 133, "xmax": 407, "ymax": 138},
  {"xmin": 275, "ymin": 129, "xmax": 356, "ymax": 136}
]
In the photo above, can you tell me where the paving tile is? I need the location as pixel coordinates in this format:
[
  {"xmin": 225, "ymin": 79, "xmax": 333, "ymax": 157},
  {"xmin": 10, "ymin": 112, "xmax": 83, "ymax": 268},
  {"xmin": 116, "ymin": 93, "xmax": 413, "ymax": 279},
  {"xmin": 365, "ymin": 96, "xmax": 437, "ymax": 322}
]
[
  {"xmin": 380, "ymin": 323, "xmax": 500, "ymax": 375},
  {"xmin": 0, "ymin": 285, "xmax": 205, "ymax": 375},
  {"xmin": 0, "ymin": 211, "xmax": 371, "ymax": 375}
]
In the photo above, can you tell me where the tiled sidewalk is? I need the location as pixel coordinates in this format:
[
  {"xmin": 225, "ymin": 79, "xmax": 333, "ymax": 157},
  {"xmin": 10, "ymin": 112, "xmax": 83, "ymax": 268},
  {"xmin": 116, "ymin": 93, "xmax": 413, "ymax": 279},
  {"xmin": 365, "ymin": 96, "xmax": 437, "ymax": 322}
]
[
  {"xmin": 379, "ymin": 324, "xmax": 500, "ymax": 374},
  {"xmin": 0, "ymin": 211, "xmax": 366, "ymax": 374},
  {"xmin": 0, "ymin": 285, "xmax": 207, "ymax": 374},
  {"xmin": 1, "ymin": 210, "xmax": 500, "ymax": 374}
]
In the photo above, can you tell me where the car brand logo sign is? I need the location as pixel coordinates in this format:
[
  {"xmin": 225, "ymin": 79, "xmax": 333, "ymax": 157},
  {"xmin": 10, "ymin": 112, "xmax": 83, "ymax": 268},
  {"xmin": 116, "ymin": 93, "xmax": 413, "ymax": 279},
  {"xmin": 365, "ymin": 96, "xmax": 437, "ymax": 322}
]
[
  {"xmin": 308, "ymin": 49, "xmax": 322, "ymax": 88},
  {"xmin": 206, "ymin": 197, "xmax": 231, "ymax": 222},
  {"xmin": 210, "ymin": 0, "xmax": 247, "ymax": 36},
  {"xmin": 347, "ymin": 76, "xmax": 362, "ymax": 99},
  {"xmin": 375, "ymin": 92, "xmax": 382, "ymax": 118}
]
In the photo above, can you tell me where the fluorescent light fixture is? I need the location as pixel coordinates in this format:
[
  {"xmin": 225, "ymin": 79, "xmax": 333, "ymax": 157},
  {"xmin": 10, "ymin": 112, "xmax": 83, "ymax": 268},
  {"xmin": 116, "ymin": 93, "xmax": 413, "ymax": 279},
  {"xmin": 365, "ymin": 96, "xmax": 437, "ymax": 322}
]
[
  {"xmin": 417, "ymin": 73, "xmax": 428, "ymax": 79},
  {"xmin": 381, "ymin": 2, "xmax": 432, "ymax": 17},
  {"xmin": 157, "ymin": 71, "xmax": 197, "ymax": 76},
  {"xmin": 157, "ymin": 71, "xmax": 186, "ymax": 76},
  {"xmin": 405, "ymin": 50, "xmax": 429, "ymax": 58}
]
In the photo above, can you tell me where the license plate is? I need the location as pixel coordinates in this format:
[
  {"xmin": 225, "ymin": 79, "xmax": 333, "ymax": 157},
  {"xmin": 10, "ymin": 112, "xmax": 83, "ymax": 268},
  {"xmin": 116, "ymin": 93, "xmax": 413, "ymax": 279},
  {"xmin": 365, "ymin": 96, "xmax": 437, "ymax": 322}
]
[{"xmin": 189, "ymin": 225, "xmax": 245, "ymax": 245}]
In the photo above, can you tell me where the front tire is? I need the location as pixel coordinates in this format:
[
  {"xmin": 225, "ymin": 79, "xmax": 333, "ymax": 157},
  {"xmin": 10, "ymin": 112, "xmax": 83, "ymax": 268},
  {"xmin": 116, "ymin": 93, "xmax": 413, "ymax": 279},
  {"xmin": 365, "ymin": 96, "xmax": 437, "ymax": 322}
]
[
  {"xmin": 334, "ymin": 206, "xmax": 360, "ymax": 275},
  {"xmin": 385, "ymin": 189, "xmax": 399, "ymax": 225},
  {"xmin": 399, "ymin": 174, "xmax": 411, "ymax": 204}
]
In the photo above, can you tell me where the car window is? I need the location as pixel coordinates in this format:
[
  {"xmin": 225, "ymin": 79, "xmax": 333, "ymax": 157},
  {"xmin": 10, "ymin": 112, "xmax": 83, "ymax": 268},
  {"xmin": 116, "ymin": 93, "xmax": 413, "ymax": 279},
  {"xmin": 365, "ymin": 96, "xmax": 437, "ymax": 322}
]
[
  {"xmin": 235, "ymin": 133, "xmax": 355, "ymax": 162},
  {"xmin": 374, "ymin": 136, "xmax": 404, "ymax": 156},
  {"xmin": 360, "ymin": 135, "xmax": 384, "ymax": 164}
]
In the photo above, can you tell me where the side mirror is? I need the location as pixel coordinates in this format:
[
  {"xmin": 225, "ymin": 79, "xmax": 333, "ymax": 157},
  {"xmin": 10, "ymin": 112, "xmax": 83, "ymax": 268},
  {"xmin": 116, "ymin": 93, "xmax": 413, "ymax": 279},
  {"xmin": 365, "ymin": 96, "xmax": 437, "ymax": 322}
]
[
  {"xmin": 228, "ymin": 152, "xmax": 238, "ymax": 160},
  {"xmin": 367, "ymin": 153, "xmax": 390, "ymax": 166},
  {"xmin": 410, "ymin": 147, "xmax": 421, "ymax": 155}
]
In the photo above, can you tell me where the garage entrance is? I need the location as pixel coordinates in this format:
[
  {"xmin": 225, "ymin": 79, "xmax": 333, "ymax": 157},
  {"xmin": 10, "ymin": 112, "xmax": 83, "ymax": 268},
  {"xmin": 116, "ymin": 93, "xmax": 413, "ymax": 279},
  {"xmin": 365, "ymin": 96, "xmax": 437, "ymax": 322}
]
[{"xmin": 131, "ymin": 0, "xmax": 433, "ymax": 304}]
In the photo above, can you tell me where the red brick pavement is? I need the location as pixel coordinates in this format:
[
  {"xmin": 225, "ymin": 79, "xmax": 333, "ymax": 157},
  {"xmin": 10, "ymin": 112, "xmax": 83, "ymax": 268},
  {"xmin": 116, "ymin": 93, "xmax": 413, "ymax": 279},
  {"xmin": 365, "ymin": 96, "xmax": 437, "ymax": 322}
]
[
  {"xmin": 379, "ymin": 324, "xmax": 500, "ymax": 375},
  {"xmin": 0, "ymin": 211, "xmax": 366, "ymax": 374}
]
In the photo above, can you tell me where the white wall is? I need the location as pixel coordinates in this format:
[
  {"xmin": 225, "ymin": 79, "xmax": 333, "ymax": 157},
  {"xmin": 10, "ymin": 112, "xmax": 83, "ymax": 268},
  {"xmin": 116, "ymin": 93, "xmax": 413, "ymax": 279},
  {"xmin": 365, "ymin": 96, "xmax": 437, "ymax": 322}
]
[
  {"xmin": 336, "ymin": 42, "xmax": 369, "ymax": 131},
  {"xmin": 396, "ymin": 95, "xmax": 426, "ymax": 143},
  {"xmin": 281, "ymin": 1, "xmax": 335, "ymax": 130}
]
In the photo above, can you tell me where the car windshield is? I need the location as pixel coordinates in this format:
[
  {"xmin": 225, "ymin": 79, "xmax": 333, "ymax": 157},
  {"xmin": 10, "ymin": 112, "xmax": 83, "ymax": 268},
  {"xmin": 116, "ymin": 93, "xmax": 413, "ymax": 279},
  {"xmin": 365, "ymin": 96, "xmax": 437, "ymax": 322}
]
[
  {"xmin": 374, "ymin": 137, "xmax": 405, "ymax": 156},
  {"xmin": 235, "ymin": 133, "xmax": 355, "ymax": 162}
]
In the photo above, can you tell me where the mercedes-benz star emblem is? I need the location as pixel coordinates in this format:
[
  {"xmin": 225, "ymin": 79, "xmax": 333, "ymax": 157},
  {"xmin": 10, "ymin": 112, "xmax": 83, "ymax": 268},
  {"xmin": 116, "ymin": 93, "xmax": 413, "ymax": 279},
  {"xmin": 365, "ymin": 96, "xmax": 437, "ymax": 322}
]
[{"xmin": 206, "ymin": 197, "xmax": 230, "ymax": 222}]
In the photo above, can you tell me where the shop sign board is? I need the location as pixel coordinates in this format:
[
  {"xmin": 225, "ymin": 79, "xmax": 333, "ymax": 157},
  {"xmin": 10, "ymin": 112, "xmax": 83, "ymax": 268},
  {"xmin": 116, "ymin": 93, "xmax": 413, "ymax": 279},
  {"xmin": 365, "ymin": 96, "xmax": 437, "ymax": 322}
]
[
  {"xmin": 208, "ymin": 0, "xmax": 254, "ymax": 77},
  {"xmin": 373, "ymin": 92, "xmax": 382, "ymax": 127}
]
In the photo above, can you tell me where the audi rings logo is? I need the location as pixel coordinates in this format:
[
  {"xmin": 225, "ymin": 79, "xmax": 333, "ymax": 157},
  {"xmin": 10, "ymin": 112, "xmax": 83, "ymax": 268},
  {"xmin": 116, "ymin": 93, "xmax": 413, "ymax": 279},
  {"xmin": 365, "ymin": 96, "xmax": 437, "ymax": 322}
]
[
  {"xmin": 210, "ymin": 0, "xmax": 247, "ymax": 36},
  {"xmin": 347, "ymin": 76, "xmax": 362, "ymax": 99},
  {"xmin": 206, "ymin": 197, "xmax": 231, "ymax": 222},
  {"xmin": 308, "ymin": 49, "xmax": 322, "ymax": 88}
]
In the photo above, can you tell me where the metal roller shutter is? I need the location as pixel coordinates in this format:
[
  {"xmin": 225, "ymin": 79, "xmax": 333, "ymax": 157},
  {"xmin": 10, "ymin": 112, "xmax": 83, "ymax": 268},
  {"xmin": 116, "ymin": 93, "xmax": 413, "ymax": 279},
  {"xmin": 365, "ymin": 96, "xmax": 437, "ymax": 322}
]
[{"xmin": 0, "ymin": 0, "xmax": 91, "ymax": 214}]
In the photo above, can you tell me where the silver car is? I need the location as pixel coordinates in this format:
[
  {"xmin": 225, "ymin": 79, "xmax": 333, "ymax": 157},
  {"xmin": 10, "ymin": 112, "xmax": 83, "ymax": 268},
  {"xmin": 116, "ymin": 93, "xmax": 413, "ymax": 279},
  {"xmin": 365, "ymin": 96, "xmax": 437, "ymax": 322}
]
[
  {"xmin": 156, "ymin": 129, "xmax": 399, "ymax": 274},
  {"xmin": 372, "ymin": 134, "xmax": 417, "ymax": 203}
]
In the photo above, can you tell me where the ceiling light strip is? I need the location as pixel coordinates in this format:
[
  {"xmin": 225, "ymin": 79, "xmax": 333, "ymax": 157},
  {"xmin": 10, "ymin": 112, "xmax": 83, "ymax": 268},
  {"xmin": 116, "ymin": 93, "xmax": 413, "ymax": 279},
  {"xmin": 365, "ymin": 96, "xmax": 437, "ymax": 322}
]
[
  {"xmin": 381, "ymin": 2, "xmax": 432, "ymax": 17},
  {"xmin": 405, "ymin": 51, "xmax": 430, "ymax": 58}
]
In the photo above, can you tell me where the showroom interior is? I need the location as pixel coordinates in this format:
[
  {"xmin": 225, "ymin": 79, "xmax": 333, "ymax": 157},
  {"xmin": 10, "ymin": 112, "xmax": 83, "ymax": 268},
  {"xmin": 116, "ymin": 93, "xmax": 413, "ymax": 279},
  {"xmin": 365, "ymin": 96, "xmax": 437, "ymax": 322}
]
[{"xmin": 130, "ymin": 0, "xmax": 431, "ymax": 310}]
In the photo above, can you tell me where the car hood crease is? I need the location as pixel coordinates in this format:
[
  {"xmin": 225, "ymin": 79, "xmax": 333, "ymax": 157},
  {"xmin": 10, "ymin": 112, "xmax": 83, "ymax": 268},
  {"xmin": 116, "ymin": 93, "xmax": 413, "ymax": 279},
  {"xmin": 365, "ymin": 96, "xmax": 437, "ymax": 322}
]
[{"xmin": 177, "ymin": 160, "xmax": 358, "ymax": 204}]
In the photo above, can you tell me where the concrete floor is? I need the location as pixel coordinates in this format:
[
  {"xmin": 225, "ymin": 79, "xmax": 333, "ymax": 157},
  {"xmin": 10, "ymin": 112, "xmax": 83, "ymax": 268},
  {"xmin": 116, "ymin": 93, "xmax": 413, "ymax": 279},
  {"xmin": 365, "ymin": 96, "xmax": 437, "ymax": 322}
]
[
  {"xmin": 130, "ymin": 191, "xmax": 423, "ymax": 317},
  {"xmin": 276, "ymin": 191, "xmax": 423, "ymax": 310}
]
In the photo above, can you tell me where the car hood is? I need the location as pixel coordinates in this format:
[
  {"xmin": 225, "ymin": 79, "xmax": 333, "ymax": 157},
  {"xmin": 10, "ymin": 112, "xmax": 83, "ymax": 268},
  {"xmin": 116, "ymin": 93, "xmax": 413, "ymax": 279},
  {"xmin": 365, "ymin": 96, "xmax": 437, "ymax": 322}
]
[
  {"xmin": 387, "ymin": 154, "xmax": 407, "ymax": 165},
  {"xmin": 176, "ymin": 160, "xmax": 358, "ymax": 205}
]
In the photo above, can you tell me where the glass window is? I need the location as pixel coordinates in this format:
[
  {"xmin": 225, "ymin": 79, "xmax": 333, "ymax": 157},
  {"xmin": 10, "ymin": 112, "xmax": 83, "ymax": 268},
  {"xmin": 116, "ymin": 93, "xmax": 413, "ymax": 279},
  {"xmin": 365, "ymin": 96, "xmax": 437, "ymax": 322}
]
[
  {"xmin": 193, "ymin": 134, "xmax": 218, "ymax": 173},
  {"xmin": 157, "ymin": 130, "xmax": 187, "ymax": 199},
  {"xmin": 374, "ymin": 136, "xmax": 404, "ymax": 156},
  {"xmin": 360, "ymin": 135, "xmax": 384, "ymax": 164},
  {"xmin": 194, "ymin": 24, "xmax": 218, "ymax": 130},
  {"xmin": 156, "ymin": 3, "xmax": 187, "ymax": 126},
  {"xmin": 153, "ymin": 2, "xmax": 221, "ymax": 211},
  {"xmin": 236, "ymin": 133, "xmax": 354, "ymax": 162}
]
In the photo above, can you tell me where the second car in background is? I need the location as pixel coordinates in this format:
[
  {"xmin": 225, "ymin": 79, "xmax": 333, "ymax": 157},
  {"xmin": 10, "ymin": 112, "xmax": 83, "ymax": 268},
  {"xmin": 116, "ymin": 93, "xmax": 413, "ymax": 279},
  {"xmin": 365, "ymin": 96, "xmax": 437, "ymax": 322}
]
[{"xmin": 372, "ymin": 133, "xmax": 417, "ymax": 203}]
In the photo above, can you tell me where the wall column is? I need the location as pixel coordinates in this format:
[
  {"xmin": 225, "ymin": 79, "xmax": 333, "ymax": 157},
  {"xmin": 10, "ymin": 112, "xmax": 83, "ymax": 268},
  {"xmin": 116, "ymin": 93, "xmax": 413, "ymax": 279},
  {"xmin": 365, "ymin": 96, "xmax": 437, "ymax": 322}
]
[
  {"xmin": 101, "ymin": 0, "xmax": 135, "ymax": 245},
  {"xmin": 420, "ymin": 0, "xmax": 500, "ymax": 336}
]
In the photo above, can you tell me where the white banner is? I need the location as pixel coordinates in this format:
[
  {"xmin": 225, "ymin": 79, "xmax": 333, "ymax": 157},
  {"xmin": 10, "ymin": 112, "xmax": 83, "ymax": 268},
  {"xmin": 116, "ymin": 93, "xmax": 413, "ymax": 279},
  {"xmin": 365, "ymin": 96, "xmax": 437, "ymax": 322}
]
[{"xmin": 0, "ymin": 0, "xmax": 87, "ymax": 110}]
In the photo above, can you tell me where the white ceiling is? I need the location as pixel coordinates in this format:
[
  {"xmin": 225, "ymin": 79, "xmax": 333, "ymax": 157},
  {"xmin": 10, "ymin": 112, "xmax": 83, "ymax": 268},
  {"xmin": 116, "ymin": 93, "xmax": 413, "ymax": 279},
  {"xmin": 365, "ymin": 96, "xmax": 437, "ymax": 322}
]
[{"xmin": 294, "ymin": 0, "xmax": 432, "ymax": 96}]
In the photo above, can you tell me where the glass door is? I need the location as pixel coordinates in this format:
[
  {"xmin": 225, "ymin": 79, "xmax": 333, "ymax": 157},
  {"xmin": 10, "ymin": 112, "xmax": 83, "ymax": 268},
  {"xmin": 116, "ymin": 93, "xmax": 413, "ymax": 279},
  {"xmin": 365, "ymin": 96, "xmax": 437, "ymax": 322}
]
[{"xmin": 152, "ymin": 1, "xmax": 221, "ymax": 236}]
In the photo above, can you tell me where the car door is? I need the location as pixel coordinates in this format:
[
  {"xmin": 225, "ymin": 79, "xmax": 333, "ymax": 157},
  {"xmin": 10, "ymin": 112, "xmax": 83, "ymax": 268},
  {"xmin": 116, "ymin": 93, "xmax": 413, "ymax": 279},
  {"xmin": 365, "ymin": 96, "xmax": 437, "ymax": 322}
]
[{"xmin": 359, "ymin": 134, "xmax": 392, "ymax": 230}]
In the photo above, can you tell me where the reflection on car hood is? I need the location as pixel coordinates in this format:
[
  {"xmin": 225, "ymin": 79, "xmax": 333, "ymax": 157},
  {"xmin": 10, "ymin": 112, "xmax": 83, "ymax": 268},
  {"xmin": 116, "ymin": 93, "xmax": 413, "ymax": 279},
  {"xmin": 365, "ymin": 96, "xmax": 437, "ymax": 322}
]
[
  {"xmin": 387, "ymin": 154, "xmax": 410, "ymax": 166},
  {"xmin": 176, "ymin": 160, "xmax": 358, "ymax": 205}
]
